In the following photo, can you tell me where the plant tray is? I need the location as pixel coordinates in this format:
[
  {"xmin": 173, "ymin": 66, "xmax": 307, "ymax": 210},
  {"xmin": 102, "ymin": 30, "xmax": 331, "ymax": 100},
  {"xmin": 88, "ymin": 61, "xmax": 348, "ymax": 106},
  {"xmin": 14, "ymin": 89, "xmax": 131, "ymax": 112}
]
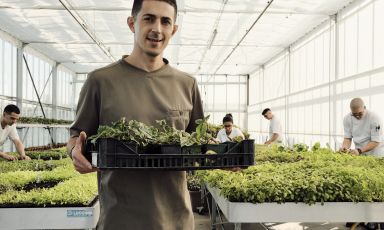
[
  {"xmin": 0, "ymin": 198, "xmax": 99, "ymax": 229},
  {"xmin": 86, "ymin": 138, "xmax": 255, "ymax": 170}
]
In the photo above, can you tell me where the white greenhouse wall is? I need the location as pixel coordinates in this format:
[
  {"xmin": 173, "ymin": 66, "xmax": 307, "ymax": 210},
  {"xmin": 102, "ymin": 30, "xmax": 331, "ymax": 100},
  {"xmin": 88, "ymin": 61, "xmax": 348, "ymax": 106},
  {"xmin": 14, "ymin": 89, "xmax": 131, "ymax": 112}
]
[
  {"xmin": 248, "ymin": 0, "xmax": 384, "ymax": 149},
  {"xmin": 0, "ymin": 31, "xmax": 74, "ymax": 152}
]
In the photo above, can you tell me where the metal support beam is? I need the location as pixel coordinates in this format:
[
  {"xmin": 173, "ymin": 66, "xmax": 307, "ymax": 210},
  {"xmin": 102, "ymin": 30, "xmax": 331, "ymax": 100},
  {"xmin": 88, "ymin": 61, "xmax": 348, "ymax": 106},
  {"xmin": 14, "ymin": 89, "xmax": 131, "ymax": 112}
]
[
  {"xmin": 22, "ymin": 54, "xmax": 55, "ymax": 145},
  {"xmin": 245, "ymin": 74, "xmax": 250, "ymax": 130},
  {"xmin": 330, "ymin": 14, "xmax": 337, "ymax": 149},
  {"xmin": 58, "ymin": 0, "xmax": 115, "ymax": 62},
  {"xmin": 24, "ymin": 41, "xmax": 285, "ymax": 49},
  {"xmin": 195, "ymin": 0, "xmax": 228, "ymax": 74},
  {"xmin": 52, "ymin": 63, "xmax": 58, "ymax": 119},
  {"xmin": 16, "ymin": 43, "xmax": 26, "ymax": 109},
  {"xmin": 286, "ymin": 47, "xmax": 291, "ymax": 141},
  {"xmin": 0, "ymin": 6, "xmax": 330, "ymax": 16},
  {"xmin": 72, "ymin": 74, "xmax": 77, "ymax": 115},
  {"xmin": 212, "ymin": 0, "xmax": 274, "ymax": 75}
]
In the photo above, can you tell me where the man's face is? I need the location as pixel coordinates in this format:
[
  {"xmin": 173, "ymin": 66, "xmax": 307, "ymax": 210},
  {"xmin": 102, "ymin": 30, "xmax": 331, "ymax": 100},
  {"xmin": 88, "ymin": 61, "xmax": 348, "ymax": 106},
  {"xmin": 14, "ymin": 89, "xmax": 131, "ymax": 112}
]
[
  {"xmin": 223, "ymin": 121, "xmax": 233, "ymax": 134},
  {"xmin": 2, "ymin": 112, "xmax": 19, "ymax": 126},
  {"xmin": 129, "ymin": 1, "xmax": 177, "ymax": 58},
  {"xmin": 351, "ymin": 107, "xmax": 365, "ymax": 120},
  {"xmin": 263, "ymin": 111, "xmax": 273, "ymax": 120}
]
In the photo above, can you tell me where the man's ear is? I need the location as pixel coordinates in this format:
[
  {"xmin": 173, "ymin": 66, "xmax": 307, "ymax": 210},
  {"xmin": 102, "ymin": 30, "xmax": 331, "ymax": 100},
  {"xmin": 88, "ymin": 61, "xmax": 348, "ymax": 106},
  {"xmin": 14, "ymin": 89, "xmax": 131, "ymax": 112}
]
[
  {"xmin": 172, "ymin": 24, "xmax": 178, "ymax": 36},
  {"xmin": 127, "ymin": 16, "xmax": 135, "ymax": 33}
]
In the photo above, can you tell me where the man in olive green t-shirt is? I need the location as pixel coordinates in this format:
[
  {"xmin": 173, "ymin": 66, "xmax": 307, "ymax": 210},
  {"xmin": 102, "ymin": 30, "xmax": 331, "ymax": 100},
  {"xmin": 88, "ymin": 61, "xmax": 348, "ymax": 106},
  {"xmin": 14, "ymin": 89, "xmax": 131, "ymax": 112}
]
[{"xmin": 67, "ymin": 0, "xmax": 204, "ymax": 229}]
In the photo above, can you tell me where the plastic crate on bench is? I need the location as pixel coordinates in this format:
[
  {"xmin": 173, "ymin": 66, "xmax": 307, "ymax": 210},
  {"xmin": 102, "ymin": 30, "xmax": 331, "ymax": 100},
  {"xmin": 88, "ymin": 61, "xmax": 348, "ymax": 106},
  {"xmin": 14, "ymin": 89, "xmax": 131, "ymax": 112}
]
[{"xmin": 86, "ymin": 138, "xmax": 255, "ymax": 170}]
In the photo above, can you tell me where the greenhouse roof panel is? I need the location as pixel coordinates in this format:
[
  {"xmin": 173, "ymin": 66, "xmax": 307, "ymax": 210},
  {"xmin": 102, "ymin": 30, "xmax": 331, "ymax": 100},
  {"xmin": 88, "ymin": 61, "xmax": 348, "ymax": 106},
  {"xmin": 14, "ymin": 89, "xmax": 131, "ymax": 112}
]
[{"xmin": 0, "ymin": 0, "xmax": 353, "ymax": 75}]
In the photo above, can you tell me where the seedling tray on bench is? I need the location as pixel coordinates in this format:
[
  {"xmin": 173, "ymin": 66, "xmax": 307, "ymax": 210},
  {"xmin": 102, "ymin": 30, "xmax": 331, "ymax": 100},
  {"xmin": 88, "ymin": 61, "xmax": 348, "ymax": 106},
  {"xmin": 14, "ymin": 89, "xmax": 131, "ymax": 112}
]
[{"xmin": 85, "ymin": 138, "xmax": 254, "ymax": 170}]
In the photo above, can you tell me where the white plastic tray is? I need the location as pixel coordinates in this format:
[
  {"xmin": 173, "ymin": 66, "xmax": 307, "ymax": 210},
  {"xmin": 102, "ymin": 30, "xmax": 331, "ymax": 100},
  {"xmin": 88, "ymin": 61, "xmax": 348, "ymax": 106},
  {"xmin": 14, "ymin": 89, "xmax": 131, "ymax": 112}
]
[
  {"xmin": 207, "ymin": 186, "xmax": 384, "ymax": 223},
  {"xmin": 0, "ymin": 201, "xmax": 99, "ymax": 230}
]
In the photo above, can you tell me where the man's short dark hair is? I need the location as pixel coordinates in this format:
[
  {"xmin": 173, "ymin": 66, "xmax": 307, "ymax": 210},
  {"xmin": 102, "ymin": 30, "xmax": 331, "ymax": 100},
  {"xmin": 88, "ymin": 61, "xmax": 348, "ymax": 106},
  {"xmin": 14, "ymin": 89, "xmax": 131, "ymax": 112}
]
[
  {"xmin": 132, "ymin": 0, "xmax": 178, "ymax": 20},
  {"xmin": 4, "ymin": 104, "xmax": 20, "ymax": 114},
  {"xmin": 262, "ymin": 108, "xmax": 271, "ymax": 116}
]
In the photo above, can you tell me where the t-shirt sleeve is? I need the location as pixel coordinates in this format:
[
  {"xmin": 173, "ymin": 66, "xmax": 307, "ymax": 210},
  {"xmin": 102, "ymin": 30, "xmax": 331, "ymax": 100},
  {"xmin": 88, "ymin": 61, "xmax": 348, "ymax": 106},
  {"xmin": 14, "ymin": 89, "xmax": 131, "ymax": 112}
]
[
  {"xmin": 216, "ymin": 129, "xmax": 225, "ymax": 143},
  {"xmin": 370, "ymin": 113, "xmax": 383, "ymax": 143},
  {"xmin": 186, "ymin": 79, "xmax": 204, "ymax": 133},
  {"xmin": 8, "ymin": 125, "xmax": 20, "ymax": 141},
  {"xmin": 343, "ymin": 115, "xmax": 352, "ymax": 139},
  {"xmin": 271, "ymin": 119, "xmax": 281, "ymax": 134},
  {"xmin": 70, "ymin": 74, "xmax": 100, "ymax": 138},
  {"xmin": 235, "ymin": 128, "xmax": 245, "ymax": 139}
]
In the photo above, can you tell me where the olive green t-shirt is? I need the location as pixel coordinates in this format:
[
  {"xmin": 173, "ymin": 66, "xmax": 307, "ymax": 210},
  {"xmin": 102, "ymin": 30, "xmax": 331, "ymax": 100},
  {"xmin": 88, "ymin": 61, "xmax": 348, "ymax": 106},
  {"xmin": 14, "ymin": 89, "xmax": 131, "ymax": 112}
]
[{"xmin": 70, "ymin": 56, "xmax": 204, "ymax": 230}]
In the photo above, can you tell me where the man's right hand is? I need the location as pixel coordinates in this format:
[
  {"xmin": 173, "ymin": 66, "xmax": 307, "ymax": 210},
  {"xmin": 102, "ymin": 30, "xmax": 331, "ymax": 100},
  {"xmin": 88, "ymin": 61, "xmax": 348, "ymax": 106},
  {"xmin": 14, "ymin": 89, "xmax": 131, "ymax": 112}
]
[
  {"xmin": 339, "ymin": 147, "xmax": 349, "ymax": 153},
  {"xmin": 0, "ymin": 152, "xmax": 16, "ymax": 161},
  {"xmin": 70, "ymin": 132, "xmax": 97, "ymax": 174}
]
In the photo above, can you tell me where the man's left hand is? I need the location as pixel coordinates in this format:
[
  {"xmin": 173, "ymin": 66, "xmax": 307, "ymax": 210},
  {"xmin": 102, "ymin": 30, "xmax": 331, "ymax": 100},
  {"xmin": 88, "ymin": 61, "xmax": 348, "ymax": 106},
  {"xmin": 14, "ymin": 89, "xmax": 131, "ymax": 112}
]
[
  {"xmin": 349, "ymin": 149, "xmax": 359, "ymax": 155},
  {"xmin": 20, "ymin": 155, "xmax": 31, "ymax": 160}
]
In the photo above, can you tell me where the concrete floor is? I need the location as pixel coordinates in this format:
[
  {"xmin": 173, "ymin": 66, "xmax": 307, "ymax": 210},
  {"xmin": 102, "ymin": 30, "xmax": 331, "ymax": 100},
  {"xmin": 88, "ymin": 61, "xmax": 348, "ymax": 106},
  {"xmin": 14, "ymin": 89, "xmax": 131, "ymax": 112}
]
[{"xmin": 194, "ymin": 213, "xmax": 369, "ymax": 230}]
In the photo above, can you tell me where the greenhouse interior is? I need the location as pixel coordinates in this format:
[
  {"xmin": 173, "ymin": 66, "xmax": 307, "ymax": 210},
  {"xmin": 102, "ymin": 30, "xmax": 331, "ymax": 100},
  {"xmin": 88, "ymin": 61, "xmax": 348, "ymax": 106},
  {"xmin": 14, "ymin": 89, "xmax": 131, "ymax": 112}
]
[{"xmin": 0, "ymin": 0, "xmax": 384, "ymax": 229}]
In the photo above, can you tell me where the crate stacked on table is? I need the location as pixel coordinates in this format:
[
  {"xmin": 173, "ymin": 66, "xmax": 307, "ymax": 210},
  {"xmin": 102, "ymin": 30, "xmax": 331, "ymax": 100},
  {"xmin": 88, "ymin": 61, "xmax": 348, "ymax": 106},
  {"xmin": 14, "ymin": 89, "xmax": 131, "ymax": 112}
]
[{"xmin": 85, "ymin": 139, "xmax": 254, "ymax": 170}]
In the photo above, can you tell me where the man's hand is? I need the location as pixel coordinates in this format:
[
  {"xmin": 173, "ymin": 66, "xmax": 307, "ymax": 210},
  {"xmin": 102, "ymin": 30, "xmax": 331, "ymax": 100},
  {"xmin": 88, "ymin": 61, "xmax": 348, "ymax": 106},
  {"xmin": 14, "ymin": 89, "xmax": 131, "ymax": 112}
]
[
  {"xmin": 349, "ymin": 149, "xmax": 359, "ymax": 155},
  {"xmin": 71, "ymin": 132, "xmax": 97, "ymax": 174},
  {"xmin": 19, "ymin": 155, "xmax": 31, "ymax": 160},
  {"xmin": 208, "ymin": 138, "xmax": 219, "ymax": 144},
  {"xmin": 339, "ymin": 147, "xmax": 349, "ymax": 153},
  {"xmin": 0, "ymin": 152, "xmax": 17, "ymax": 161}
]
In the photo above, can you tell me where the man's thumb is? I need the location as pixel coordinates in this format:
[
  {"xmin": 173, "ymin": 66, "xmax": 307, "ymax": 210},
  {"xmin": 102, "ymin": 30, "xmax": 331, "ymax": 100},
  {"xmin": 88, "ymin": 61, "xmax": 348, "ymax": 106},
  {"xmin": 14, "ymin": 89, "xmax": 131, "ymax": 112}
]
[
  {"xmin": 79, "ymin": 131, "xmax": 87, "ymax": 141},
  {"xmin": 76, "ymin": 131, "xmax": 87, "ymax": 147}
]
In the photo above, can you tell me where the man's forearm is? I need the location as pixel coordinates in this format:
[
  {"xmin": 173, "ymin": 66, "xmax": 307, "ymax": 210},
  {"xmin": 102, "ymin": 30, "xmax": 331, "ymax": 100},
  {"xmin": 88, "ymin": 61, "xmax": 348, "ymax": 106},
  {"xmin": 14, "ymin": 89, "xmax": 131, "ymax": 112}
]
[
  {"xmin": 342, "ymin": 138, "xmax": 352, "ymax": 149},
  {"xmin": 15, "ymin": 141, "xmax": 26, "ymax": 157},
  {"xmin": 361, "ymin": 141, "xmax": 379, "ymax": 153},
  {"xmin": 269, "ymin": 133, "xmax": 279, "ymax": 142}
]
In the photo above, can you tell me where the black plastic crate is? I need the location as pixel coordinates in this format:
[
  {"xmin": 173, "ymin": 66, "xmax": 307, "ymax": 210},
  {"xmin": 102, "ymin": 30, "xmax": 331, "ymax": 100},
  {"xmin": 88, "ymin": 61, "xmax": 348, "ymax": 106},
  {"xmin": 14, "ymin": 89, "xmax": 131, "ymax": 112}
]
[
  {"xmin": 226, "ymin": 140, "xmax": 255, "ymax": 154},
  {"xmin": 160, "ymin": 145, "xmax": 181, "ymax": 155},
  {"xmin": 181, "ymin": 145, "xmax": 202, "ymax": 155},
  {"xmin": 202, "ymin": 143, "xmax": 228, "ymax": 154},
  {"xmin": 86, "ymin": 138, "xmax": 255, "ymax": 170},
  {"xmin": 143, "ymin": 144, "xmax": 181, "ymax": 154}
]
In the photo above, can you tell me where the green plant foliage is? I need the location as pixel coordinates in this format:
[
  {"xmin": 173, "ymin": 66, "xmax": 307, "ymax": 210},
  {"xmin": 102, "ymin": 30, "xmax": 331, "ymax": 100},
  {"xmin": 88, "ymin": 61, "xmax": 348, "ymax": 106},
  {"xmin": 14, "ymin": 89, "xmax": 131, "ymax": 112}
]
[
  {"xmin": 0, "ymin": 147, "xmax": 97, "ymax": 207},
  {"xmin": 208, "ymin": 123, "xmax": 222, "ymax": 136},
  {"xmin": 25, "ymin": 144, "xmax": 67, "ymax": 151},
  {"xmin": 187, "ymin": 174, "xmax": 201, "ymax": 191},
  {"xmin": 0, "ymin": 173, "xmax": 97, "ymax": 207},
  {"xmin": 26, "ymin": 150, "xmax": 68, "ymax": 160},
  {"xmin": 198, "ymin": 144, "xmax": 384, "ymax": 205},
  {"xmin": 0, "ymin": 163, "xmax": 77, "ymax": 194},
  {"xmin": 18, "ymin": 117, "xmax": 72, "ymax": 125},
  {"xmin": 0, "ymin": 158, "xmax": 70, "ymax": 173},
  {"xmin": 89, "ymin": 118, "xmax": 160, "ymax": 146},
  {"xmin": 90, "ymin": 116, "xmax": 218, "ymax": 147},
  {"xmin": 195, "ymin": 115, "xmax": 212, "ymax": 143}
]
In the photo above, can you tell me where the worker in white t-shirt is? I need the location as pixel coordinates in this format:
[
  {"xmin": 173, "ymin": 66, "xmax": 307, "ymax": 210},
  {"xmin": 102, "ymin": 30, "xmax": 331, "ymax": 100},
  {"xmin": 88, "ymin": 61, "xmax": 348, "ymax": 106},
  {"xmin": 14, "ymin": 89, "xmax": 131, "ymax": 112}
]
[
  {"xmin": 0, "ymin": 104, "xmax": 30, "ymax": 161},
  {"xmin": 216, "ymin": 113, "xmax": 245, "ymax": 143},
  {"xmin": 340, "ymin": 98, "xmax": 384, "ymax": 157},
  {"xmin": 262, "ymin": 108, "xmax": 283, "ymax": 145}
]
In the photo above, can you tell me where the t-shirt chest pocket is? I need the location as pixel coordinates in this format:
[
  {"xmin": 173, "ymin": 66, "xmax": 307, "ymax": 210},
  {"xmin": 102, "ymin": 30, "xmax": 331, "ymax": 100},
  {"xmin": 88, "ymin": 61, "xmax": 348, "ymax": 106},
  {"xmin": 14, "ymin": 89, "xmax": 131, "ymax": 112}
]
[{"xmin": 167, "ymin": 108, "xmax": 191, "ymax": 131}]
